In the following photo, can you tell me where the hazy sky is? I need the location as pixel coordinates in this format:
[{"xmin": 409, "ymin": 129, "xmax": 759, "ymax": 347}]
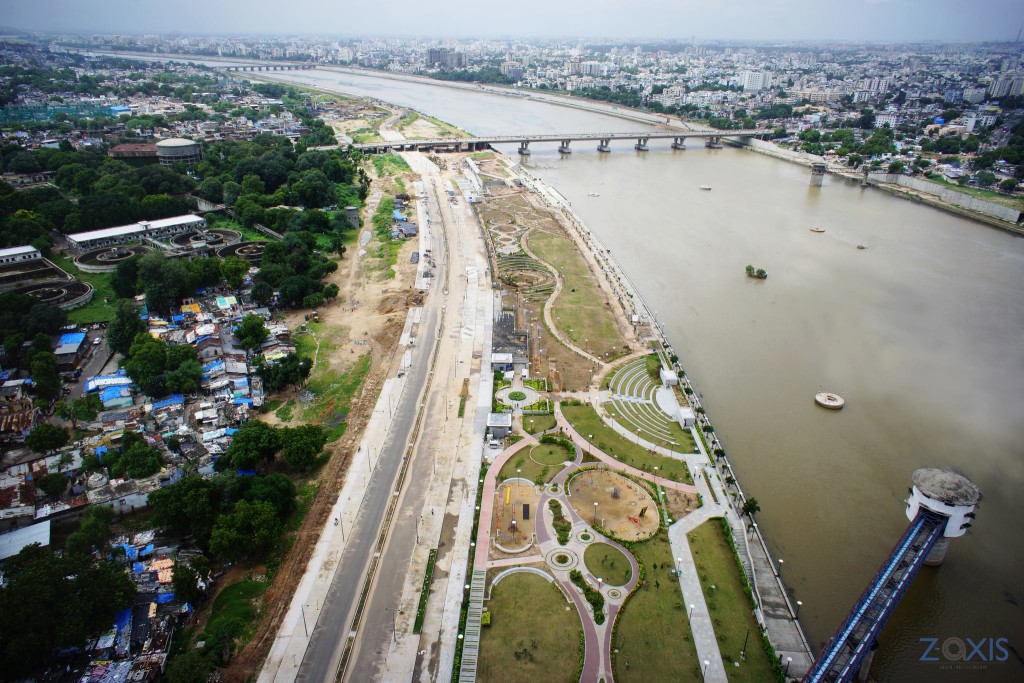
[{"xmin": 3, "ymin": 0, "xmax": 1023, "ymax": 43}]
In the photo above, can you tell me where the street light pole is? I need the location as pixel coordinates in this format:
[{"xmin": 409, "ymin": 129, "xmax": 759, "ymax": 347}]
[
  {"xmin": 795, "ymin": 600, "xmax": 802, "ymax": 618},
  {"xmin": 593, "ymin": 502, "xmax": 599, "ymax": 527},
  {"xmin": 689, "ymin": 603, "xmax": 695, "ymax": 620},
  {"xmin": 702, "ymin": 659, "xmax": 710, "ymax": 680}
]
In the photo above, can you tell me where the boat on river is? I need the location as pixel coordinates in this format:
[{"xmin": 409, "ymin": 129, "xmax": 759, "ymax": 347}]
[
  {"xmin": 699, "ymin": 185, "xmax": 712, "ymax": 191},
  {"xmin": 810, "ymin": 226, "xmax": 825, "ymax": 233}
]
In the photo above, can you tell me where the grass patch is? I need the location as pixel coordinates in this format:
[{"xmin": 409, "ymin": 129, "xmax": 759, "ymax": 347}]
[
  {"xmin": 498, "ymin": 443, "xmax": 568, "ymax": 485},
  {"xmin": 477, "ymin": 572, "xmax": 582, "ymax": 683},
  {"xmin": 263, "ymin": 398, "xmax": 284, "ymax": 413},
  {"xmin": 371, "ymin": 152, "xmax": 412, "ymax": 177},
  {"xmin": 527, "ymin": 228, "xmax": 628, "ymax": 362},
  {"xmin": 53, "ymin": 255, "xmax": 117, "ymax": 324},
  {"xmin": 584, "ymin": 543, "xmax": 632, "ymax": 587},
  {"xmin": 615, "ymin": 528, "xmax": 699, "ymax": 681},
  {"xmin": 458, "ymin": 395, "xmax": 467, "ymax": 418},
  {"xmin": 413, "ymin": 548, "xmax": 438, "ymax": 634},
  {"xmin": 524, "ymin": 414, "xmax": 557, "ymax": 434},
  {"xmin": 285, "ymin": 481, "xmax": 318, "ymax": 533},
  {"xmin": 201, "ymin": 578, "xmax": 267, "ymax": 650},
  {"xmin": 301, "ymin": 353, "xmax": 372, "ymax": 441},
  {"xmin": 688, "ymin": 519, "xmax": 779, "ymax": 682},
  {"xmin": 275, "ymin": 400, "xmax": 294, "ymax": 422},
  {"xmin": 562, "ymin": 404, "xmax": 691, "ymax": 484},
  {"xmin": 349, "ymin": 127, "xmax": 382, "ymax": 143}
]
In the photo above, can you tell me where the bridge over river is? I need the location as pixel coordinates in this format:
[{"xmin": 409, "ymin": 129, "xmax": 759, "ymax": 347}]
[{"xmin": 353, "ymin": 129, "xmax": 778, "ymax": 154}]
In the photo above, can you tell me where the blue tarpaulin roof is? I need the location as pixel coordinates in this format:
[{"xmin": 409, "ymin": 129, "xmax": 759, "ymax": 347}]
[
  {"xmin": 171, "ymin": 315, "xmax": 184, "ymax": 322},
  {"xmin": 113, "ymin": 608, "xmax": 132, "ymax": 632},
  {"xmin": 156, "ymin": 592, "xmax": 175, "ymax": 604},
  {"xmin": 139, "ymin": 543, "xmax": 154, "ymax": 556},
  {"xmin": 236, "ymin": 470, "xmax": 257, "ymax": 476},
  {"xmin": 232, "ymin": 398, "xmax": 253, "ymax": 406},
  {"xmin": 100, "ymin": 386, "xmax": 128, "ymax": 402},
  {"xmin": 151, "ymin": 394, "xmax": 184, "ymax": 410},
  {"xmin": 225, "ymin": 427, "xmax": 238, "ymax": 435},
  {"xmin": 132, "ymin": 562, "xmax": 145, "ymax": 573},
  {"xmin": 58, "ymin": 332, "xmax": 87, "ymax": 347},
  {"xmin": 203, "ymin": 359, "xmax": 224, "ymax": 373}
]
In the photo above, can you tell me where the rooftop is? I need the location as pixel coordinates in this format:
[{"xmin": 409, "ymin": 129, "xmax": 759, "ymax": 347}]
[
  {"xmin": 913, "ymin": 468, "xmax": 982, "ymax": 506},
  {"xmin": 0, "ymin": 245, "xmax": 39, "ymax": 259}
]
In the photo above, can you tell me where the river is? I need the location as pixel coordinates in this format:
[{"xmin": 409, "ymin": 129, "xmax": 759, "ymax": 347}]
[{"xmin": 231, "ymin": 66, "xmax": 1023, "ymax": 681}]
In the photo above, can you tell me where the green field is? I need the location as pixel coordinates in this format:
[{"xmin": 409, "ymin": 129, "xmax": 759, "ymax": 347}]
[
  {"xmin": 584, "ymin": 543, "xmax": 632, "ymax": 587},
  {"xmin": 688, "ymin": 519, "xmax": 777, "ymax": 682},
  {"xmin": 523, "ymin": 414, "xmax": 557, "ymax": 434},
  {"xmin": 301, "ymin": 353, "xmax": 372, "ymax": 441},
  {"xmin": 527, "ymin": 228, "xmax": 627, "ymax": 362},
  {"xmin": 371, "ymin": 152, "xmax": 411, "ymax": 177},
  {"xmin": 562, "ymin": 404, "xmax": 692, "ymax": 484},
  {"xmin": 54, "ymin": 255, "xmax": 117, "ymax": 324},
  {"xmin": 478, "ymin": 573, "xmax": 582, "ymax": 683},
  {"xmin": 615, "ymin": 529, "xmax": 699, "ymax": 681},
  {"xmin": 498, "ymin": 443, "xmax": 571, "ymax": 484},
  {"xmin": 201, "ymin": 579, "xmax": 267, "ymax": 650}
]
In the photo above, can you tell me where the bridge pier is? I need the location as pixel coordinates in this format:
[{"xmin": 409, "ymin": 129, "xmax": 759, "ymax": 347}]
[
  {"xmin": 810, "ymin": 162, "xmax": 827, "ymax": 187},
  {"xmin": 518, "ymin": 141, "xmax": 530, "ymax": 156},
  {"xmin": 705, "ymin": 136, "xmax": 722, "ymax": 149},
  {"xmin": 671, "ymin": 137, "xmax": 686, "ymax": 150},
  {"xmin": 597, "ymin": 139, "xmax": 611, "ymax": 153},
  {"xmin": 634, "ymin": 137, "xmax": 649, "ymax": 151},
  {"xmin": 558, "ymin": 140, "xmax": 572, "ymax": 154}
]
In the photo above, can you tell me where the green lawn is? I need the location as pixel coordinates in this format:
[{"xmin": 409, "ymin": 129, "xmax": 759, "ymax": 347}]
[
  {"xmin": 53, "ymin": 255, "xmax": 117, "ymax": 324},
  {"xmin": 202, "ymin": 579, "xmax": 267, "ymax": 647},
  {"xmin": 371, "ymin": 152, "xmax": 411, "ymax": 177},
  {"xmin": 498, "ymin": 443, "xmax": 570, "ymax": 485},
  {"xmin": 562, "ymin": 405, "xmax": 692, "ymax": 484},
  {"xmin": 584, "ymin": 543, "xmax": 632, "ymax": 587},
  {"xmin": 301, "ymin": 353, "xmax": 372, "ymax": 441},
  {"xmin": 688, "ymin": 519, "xmax": 777, "ymax": 682},
  {"xmin": 478, "ymin": 573, "xmax": 582, "ymax": 683},
  {"xmin": 615, "ymin": 529, "xmax": 700, "ymax": 681},
  {"xmin": 527, "ymin": 228, "xmax": 628, "ymax": 362},
  {"xmin": 523, "ymin": 414, "xmax": 557, "ymax": 434}
]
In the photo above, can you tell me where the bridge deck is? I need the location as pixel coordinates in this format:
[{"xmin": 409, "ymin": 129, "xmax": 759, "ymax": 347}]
[
  {"xmin": 352, "ymin": 129, "xmax": 771, "ymax": 152},
  {"xmin": 804, "ymin": 511, "xmax": 946, "ymax": 683}
]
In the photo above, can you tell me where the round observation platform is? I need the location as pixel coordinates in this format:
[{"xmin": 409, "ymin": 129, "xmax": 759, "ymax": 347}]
[
  {"xmin": 908, "ymin": 468, "xmax": 982, "ymax": 565},
  {"xmin": 74, "ymin": 244, "xmax": 154, "ymax": 273},
  {"xmin": 156, "ymin": 137, "xmax": 203, "ymax": 166},
  {"xmin": 169, "ymin": 228, "xmax": 241, "ymax": 250},
  {"xmin": 217, "ymin": 241, "xmax": 266, "ymax": 264},
  {"xmin": 814, "ymin": 392, "xmax": 845, "ymax": 410}
]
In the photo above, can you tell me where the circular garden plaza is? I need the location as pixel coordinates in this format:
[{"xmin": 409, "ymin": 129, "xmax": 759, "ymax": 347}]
[{"xmin": 467, "ymin": 353, "xmax": 783, "ymax": 683}]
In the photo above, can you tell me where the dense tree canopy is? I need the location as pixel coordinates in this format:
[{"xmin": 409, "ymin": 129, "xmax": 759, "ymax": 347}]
[
  {"xmin": 123, "ymin": 332, "xmax": 202, "ymax": 398},
  {"xmin": 0, "ymin": 544, "xmax": 135, "ymax": 678}
]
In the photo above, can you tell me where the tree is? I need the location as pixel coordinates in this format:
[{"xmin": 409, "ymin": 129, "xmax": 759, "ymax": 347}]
[
  {"xmin": 111, "ymin": 255, "xmax": 141, "ymax": 298},
  {"xmin": 220, "ymin": 255, "xmax": 250, "ymax": 290},
  {"xmin": 25, "ymin": 423, "xmax": 68, "ymax": 454},
  {"xmin": 0, "ymin": 545, "xmax": 135, "ymax": 678},
  {"xmin": 251, "ymin": 281, "xmax": 274, "ymax": 306},
  {"xmin": 171, "ymin": 564, "xmax": 203, "ymax": 605},
  {"xmin": 124, "ymin": 333, "xmax": 169, "ymax": 397},
  {"xmin": 246, "ymin": 473, "xmax": 297, "ymax": 518},
  {"xmin": 323, "ymin": 283, "xmax": 340, "ymax": 300},
  {"xmin": 65, "ymin": 506, "xmax": 115, "ymax": 556},
  {"xmin": 887, "ymin": 161, "xmax": 905, "ymax": 174},
  {"xmin": 293, "ymin": 169, "xmax": 336, "ymax": 208},
  {"xmin": 218, "ymin": 420, "xmax": 281, "ymax": 471},
  {"xmin": 210, "ymin": 499, "xmax": 281, "ymax": 560},
  {"xmin": 330, "ymin": 234, "xmax": 348, "ymax": 258},
  {"xmin": 35, "ymin": 472, "xmax": 67, "ymax": 499},
  {"xmin": 23, "ymin": 304, "xmax": 66, "ymax": 337},
  {"xmin": 999, "ymin": 178, "xmax": 1019, "ymax": 194},
  {"xmin": 103, "ymin": 431, "xmax": 164, "ymax": 479},
  {"xmin": 235, "ymin": 313, "xmax": 269, "ymax": 351},
  {"xmin": 281, "ymin": 425, "xmax": 328, "ymax": 471},
  {"xmin": 107, "ymin": 300, "xmax": 147, "ymax": 355},
  {"xmin": 29, "ymin": 351, "xmax": 60, "ymax": 400},
  {"xmin": 257, "ymin": 352, "xmax": 312, "ymax": 392},
  {"xmin": 57, "ymin": 393, "xmax": 102, "ymax": 430},
  {"xmin": 164, "ymin": 651, "xmax": 212, "ymax": 683},
  {"xmin": 149, "ymin": 476, "xmax": 220, "ymax": 546},
  {"xmin": 976, "ymin": 170, "xmax": 997, "ymax": 187},
  {"xmin": 742, "ymin": 497, "xmax": 761, "ymax": 518},
  {"xmin": 303, "ymin": 292, "xmax": 325, "ymax": 309}
]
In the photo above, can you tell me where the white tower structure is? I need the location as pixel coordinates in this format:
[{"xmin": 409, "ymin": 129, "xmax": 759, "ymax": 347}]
[{"xmin": 906, "ymin": 468, "xmax": 981, "ymax": 566}]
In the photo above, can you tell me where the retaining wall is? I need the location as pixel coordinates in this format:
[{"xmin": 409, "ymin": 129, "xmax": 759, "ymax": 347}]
[{"xmin": 868, "ymin": 173, "xmax": 1022, "ymax": 224}]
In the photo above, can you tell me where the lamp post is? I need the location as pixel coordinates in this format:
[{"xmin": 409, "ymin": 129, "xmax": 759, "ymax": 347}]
[
  {"xmin": 742, "ymin": 626, "xmax": 750, "ymax": 660},
  {"xmin": 702, "ymin": 659, "xmax": 710, "ymax": 679},
  {"xmin": 795, "ymin": 600, "xmax": 802, "ymax": 618},
  {"xmin": 785, "ymin": 657, "xmax": 792, "ymax": 676},
  {"xmin": 593, "ymin": 502, "xmax": 599, "ymax": 527},
  {"xmin": 689, "ymin": 603, "xmax": 695, "ymax": 620},
  {"xmin": 676, "ymin": 557, "xmax": 682, "ymax": 573},
  {"xmin": 597, "ymin": 577, "xmax": 603, "ymax": 591},
  {"xmin": 517, "ymin": 468, "xmax": 522, "ymax": 495},
  {"xmin": 778, "ymin": 558, "xmax": 784, "ymax": 578}
]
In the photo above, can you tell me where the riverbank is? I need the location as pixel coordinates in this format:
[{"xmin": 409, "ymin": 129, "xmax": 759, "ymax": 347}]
[{"xmin": 504, "ymin": 154, "xmax": 815, "ymax": 673}]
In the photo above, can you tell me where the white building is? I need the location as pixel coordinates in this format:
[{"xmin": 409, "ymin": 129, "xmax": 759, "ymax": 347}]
[
  {"xmin": 67, "ymin": 215, "xmax": 206, "ymax": 253},
  {"xmin": 0, "ymin": 245, "xmax": 41, "ymax": 265},
  {"xmin": 741, "ymin": 70, "xmax": 772, "ymax": 92}
]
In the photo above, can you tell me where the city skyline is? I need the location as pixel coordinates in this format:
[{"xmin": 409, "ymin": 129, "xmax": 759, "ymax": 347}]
[{"xmin": 3, "ymin": 0, "xmax": 1024, "ymax": 43}]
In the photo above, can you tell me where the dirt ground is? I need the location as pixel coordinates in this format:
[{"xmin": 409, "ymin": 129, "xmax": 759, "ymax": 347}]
[
  {"xmin": 222, "ymin": 161, "xmax": 420, "ymax": 682},
  {"xmin": 489, "ymin": 480, "xmax": 541, "ymax": 553},
  {"xmin": 566, "ymin": 469, "xmax": 659, "ymax": 541},
  {"xmin": 664, "ymin": 488, "xmax": 701, "ymax": 521}
]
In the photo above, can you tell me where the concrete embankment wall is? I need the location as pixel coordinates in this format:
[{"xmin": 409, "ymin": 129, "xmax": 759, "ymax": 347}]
[
  {"xmin": 731, "ymin": 136, "xmax": 818, "ymax": 167},
  {"xmin": 868, "ymin": 173, "xmax": 1022, "ymax": 224}
]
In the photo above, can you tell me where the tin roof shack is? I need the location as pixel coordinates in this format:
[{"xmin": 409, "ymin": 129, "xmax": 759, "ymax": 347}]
[{"xmin": 0, "ymin": 380, "xmax": 35, "ymax": 444}]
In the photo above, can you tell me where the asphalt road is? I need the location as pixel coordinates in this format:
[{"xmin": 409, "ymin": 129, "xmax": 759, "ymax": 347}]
[{"xmin": 296, "ymin": 192, "xmax": 448, "ymax": 682}]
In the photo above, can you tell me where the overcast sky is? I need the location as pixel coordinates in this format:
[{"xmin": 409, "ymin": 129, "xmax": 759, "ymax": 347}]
[{"xmin": 3, "ymin": 0, "xmax": 1023, "ymax": 43}]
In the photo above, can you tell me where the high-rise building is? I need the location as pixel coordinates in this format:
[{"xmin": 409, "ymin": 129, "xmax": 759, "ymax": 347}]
[{"xmin": 740, "ymin": 70, "xmax": 772, "ymax": 92}]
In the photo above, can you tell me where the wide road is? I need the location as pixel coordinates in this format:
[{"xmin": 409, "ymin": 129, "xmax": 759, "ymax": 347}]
[{"xmin": 296, "ymin": 203, "xmax": 447, "ymax": 681}]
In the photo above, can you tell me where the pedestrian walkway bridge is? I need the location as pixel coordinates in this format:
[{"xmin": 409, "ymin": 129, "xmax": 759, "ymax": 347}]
[
  {"xmin": 803, "ymin": 510, "xmax": 947, "ymax": 683},
  {"xmin": 353, "ymin": 129, "xmax": 777, "ymax": 154}
]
